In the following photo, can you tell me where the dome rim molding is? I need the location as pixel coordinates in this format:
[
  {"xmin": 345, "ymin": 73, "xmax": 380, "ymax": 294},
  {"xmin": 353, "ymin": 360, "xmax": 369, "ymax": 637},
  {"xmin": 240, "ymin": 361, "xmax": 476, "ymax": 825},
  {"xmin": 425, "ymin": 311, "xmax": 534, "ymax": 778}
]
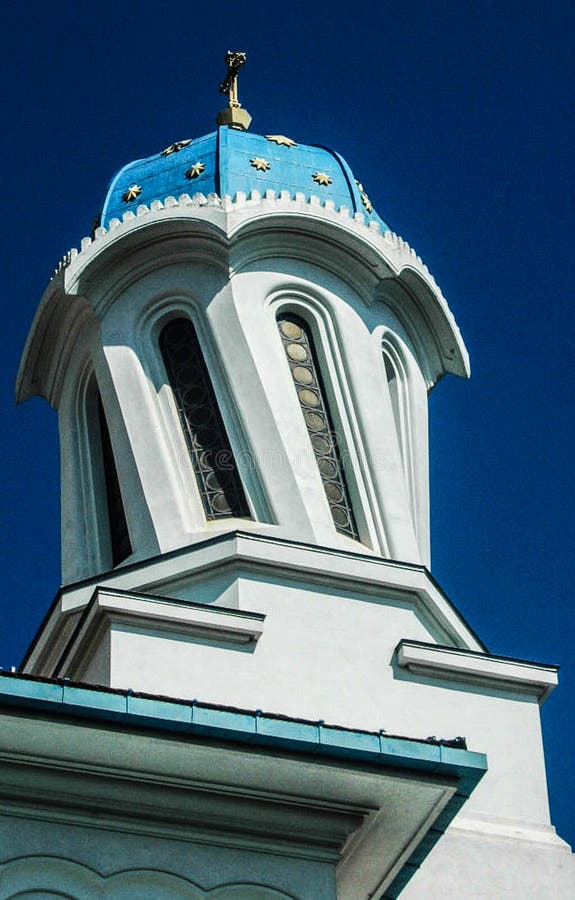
[{"xmin": 16, "ymin": 192, "xmax": 469, "ymax": 406}]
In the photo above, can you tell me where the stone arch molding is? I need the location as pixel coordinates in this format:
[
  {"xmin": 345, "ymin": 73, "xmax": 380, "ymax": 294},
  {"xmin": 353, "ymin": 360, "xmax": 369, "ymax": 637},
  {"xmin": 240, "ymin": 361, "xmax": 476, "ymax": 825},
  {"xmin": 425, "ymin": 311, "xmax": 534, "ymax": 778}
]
[{"xmin": 0, "ymin": 856, "xmax": 298, "ymax": 900}]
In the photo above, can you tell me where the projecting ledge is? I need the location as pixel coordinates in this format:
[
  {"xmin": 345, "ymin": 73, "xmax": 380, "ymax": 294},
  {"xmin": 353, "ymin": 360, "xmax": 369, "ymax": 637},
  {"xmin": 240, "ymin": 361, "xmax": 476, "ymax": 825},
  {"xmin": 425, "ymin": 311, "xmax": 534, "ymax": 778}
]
[
  {"xmin": 395, "ymin": 640, "xmax": 558, "ymax": 703},
  {"xmin": 55, "ymin": 586, "xmax": 265, "ymax": 680}
]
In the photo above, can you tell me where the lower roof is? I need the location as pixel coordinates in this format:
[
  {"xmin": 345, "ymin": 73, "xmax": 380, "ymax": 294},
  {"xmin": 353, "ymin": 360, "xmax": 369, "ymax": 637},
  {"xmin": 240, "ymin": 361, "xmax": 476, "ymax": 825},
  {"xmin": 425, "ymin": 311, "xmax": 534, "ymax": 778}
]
[{"xmin": 0, "ymin": 670, "xmax": 486, "ymax": 899}]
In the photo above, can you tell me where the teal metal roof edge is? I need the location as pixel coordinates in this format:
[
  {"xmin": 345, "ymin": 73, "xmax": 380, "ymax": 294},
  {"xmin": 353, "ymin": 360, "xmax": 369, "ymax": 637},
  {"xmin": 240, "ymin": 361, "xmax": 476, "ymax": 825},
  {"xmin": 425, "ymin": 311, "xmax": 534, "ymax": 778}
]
[
  {"xmin": 0, "ymin": 671, "xmax": 486, "ymax": 894},
  {"xmin": 0, "ymin": 671, "xmax": 486, "ymax": 783}
]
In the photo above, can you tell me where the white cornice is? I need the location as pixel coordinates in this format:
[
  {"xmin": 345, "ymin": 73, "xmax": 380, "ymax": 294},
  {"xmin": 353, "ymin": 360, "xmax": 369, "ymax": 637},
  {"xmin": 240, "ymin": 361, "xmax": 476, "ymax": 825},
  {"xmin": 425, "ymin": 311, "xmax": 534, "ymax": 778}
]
[
  {"xmin": 55, "ymin": 586, "xmax": 265, "ymax": 680},
  {"xmin": 396, "ymin": 640, "xmax": 558, "ymax": 704}
]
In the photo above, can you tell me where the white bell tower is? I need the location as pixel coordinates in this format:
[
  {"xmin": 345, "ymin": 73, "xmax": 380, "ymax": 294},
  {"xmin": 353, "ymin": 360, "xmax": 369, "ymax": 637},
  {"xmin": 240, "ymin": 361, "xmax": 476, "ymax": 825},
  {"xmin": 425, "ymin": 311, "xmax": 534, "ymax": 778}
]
[
  {"xmin": 10, "ymin": 59, "xmax": 574, "ymax": 899},
  {"xmin": 16, "ymin": 146, "xmax": 471, "ymax": 687}
]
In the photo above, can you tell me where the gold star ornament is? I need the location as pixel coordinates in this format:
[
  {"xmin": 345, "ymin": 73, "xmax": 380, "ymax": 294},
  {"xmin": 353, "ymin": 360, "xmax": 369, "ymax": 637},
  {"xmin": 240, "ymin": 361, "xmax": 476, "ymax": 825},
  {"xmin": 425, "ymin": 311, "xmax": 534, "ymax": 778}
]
[
  {"xmin": 265, "ymin": 134, "xmax": 297, "ymax": 147},
  {"xmin": 312, "ymin": 172, "xmax": 332, "ymax": 187},
  {"xmin": 356, "ymin": 180, "xmax": 372, "ymax": 212},
  {"xmin": 122, "ymin": 184, "xmax": 142, "ymax": 203},
  {"xmin": 361, "ymin": 193, "xmax": 372, "ymax": 213},
  {"xmin": 250, "ymin": 157, "xmax": 271, "ymax": 172},
  {"xmin": 185, "ymin": 161, "xmax": 206, "ymax": 180},
  {"xmin": 161, "ymin": 139, "xmax": 192, "ymax": 156}
]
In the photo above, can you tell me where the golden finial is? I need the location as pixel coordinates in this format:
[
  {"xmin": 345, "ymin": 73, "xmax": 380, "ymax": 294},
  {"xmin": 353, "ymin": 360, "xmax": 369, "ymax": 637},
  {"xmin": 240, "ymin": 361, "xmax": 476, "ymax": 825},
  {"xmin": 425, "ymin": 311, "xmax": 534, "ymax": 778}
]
[{"xmin": 217, "ymin": 51, "xmax": 252, "ymax": 131}]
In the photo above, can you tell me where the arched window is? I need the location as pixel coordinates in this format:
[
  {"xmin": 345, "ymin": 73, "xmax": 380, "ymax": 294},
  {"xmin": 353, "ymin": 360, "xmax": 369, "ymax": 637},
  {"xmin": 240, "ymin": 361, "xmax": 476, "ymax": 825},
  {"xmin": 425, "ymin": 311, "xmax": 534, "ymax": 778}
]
[
  {"xmin": 96, "ymin": 393, "xmax": 132, "ymax": 566},
  {"xmin": 277, "ymin": 312, "xmax": 358, "ymax": 539},
  {"xmin": 383, "ymin": 350, "xmax": 405, "ymax": 463},
  {"xmin": 84, "ymin": 376, "xmax": 132, "ymax": 568},
  {"xmin": 382, "ymin": 337, "xmax": 426, "ymax": 558},
  {"xmin": 159, "ymin": 317, "xmax": 250, "ymax": 520}
]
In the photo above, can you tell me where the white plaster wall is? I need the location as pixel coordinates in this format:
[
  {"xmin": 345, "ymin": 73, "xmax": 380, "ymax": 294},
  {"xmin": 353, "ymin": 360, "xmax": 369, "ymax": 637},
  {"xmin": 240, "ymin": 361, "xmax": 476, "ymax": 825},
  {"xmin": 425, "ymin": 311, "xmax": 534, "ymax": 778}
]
[
  {"xmin": 106, "ymin": 576, "xmax": 552, "ymax": 828},
  {"xmin": 403, "ymin": 823, "xmax": 575, "ymax": 900}
]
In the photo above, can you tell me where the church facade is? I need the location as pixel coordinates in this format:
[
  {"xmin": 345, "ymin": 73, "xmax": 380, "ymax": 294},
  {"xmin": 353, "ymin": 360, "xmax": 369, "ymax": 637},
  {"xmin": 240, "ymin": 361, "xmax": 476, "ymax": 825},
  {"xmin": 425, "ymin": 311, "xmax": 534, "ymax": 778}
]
[{"xmin": 1, "ymin": 61, "xmax": 573, "ymax": 898}]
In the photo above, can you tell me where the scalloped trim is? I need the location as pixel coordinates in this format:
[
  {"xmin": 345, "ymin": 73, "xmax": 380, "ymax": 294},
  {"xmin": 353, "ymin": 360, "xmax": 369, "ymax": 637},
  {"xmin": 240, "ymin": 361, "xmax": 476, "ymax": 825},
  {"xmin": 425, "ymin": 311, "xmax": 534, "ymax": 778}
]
[{"xmin": 52, "ymin": 190, "xmax": 434, "ymax": 287}]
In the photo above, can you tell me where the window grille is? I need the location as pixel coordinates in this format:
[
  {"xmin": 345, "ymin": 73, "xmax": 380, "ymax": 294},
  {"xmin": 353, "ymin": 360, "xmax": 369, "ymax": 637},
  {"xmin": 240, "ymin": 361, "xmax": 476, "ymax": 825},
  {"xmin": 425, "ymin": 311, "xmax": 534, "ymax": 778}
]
[
  {"xmin": 277, "ymin": 313, "xmax": 358, "ymax": 539},
  {"xmin": 160, "ymin": 318, "xmax": 250, "ymax": 520}
]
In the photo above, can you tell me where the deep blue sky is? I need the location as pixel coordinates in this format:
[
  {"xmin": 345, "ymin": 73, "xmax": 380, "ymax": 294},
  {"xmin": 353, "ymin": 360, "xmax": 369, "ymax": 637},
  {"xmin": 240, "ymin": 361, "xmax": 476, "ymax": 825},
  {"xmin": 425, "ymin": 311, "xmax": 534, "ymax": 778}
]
[{"xmin": 1, "ymin": 2, "xmax": 573, "ymax": 846}]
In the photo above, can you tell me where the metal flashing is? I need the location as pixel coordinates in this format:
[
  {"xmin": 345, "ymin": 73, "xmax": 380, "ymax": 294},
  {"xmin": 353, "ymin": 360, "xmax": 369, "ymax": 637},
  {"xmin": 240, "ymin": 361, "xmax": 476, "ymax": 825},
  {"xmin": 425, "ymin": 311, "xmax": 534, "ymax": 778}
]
[{"xmin": 0, "ymin": 670, "xmax": 486, "ymax": 787}]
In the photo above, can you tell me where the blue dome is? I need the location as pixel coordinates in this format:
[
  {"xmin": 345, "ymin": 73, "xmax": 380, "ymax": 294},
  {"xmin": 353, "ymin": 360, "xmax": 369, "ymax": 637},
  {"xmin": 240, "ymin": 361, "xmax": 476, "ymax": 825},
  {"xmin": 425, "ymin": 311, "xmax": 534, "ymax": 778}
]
[{"xmin": 100, "ymin": 127, "xmax": 389, "ymax": 231}]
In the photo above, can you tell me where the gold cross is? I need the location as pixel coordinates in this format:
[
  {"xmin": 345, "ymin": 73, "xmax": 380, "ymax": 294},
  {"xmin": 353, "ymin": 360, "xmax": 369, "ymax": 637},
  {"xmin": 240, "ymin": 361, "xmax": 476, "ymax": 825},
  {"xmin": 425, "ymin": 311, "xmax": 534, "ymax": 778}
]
[{"xmin": 219, "ymin": 51, "xmax": 247, "ymax": 109}]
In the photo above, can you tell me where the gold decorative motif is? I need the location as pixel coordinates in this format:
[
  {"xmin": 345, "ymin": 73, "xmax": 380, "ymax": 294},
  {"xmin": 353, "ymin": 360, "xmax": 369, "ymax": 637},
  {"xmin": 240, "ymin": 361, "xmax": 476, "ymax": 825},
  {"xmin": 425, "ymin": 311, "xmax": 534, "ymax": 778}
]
[
  {"xmin": 293, "ymin": 366, "xmax": 313, "ymax": 385},
  {"xmin": 122, "ymin": 184, "xmax": 142, "ymax": 203},
  {"xmin": 161, "ymin": 139, "xmax": 192, "ymax": 157},
  {"xmin": 299, "ymin": 388, "xmax": 320, "ymax": 408},
  {"xmin": 356, "ymin": 180, "xmax": 372, "ymax": 212},
  {"xmin": 280, "ymin": 321, "xmax": 303, "ymax": 339},
  {"xmin": 265, "ymin": 134, "xmax": 297, "ymax": 147},
  {"xmin": 185, "ymin": 161, "xmax": 206, "ymax": 180},
  {"xmin": 312, "ymin": 172, "xmax": 332, "ymax": 187},
  {"xmin": 286, "ymin": 343, "xmax": 308, "ymax": 362},
  {"xmin": 250, "ymin": 157, "xmax": 271, "ymax": 172},
  {"xmin": 361, "ymin": 192, "xmax": 372, "ymax": 213}
]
